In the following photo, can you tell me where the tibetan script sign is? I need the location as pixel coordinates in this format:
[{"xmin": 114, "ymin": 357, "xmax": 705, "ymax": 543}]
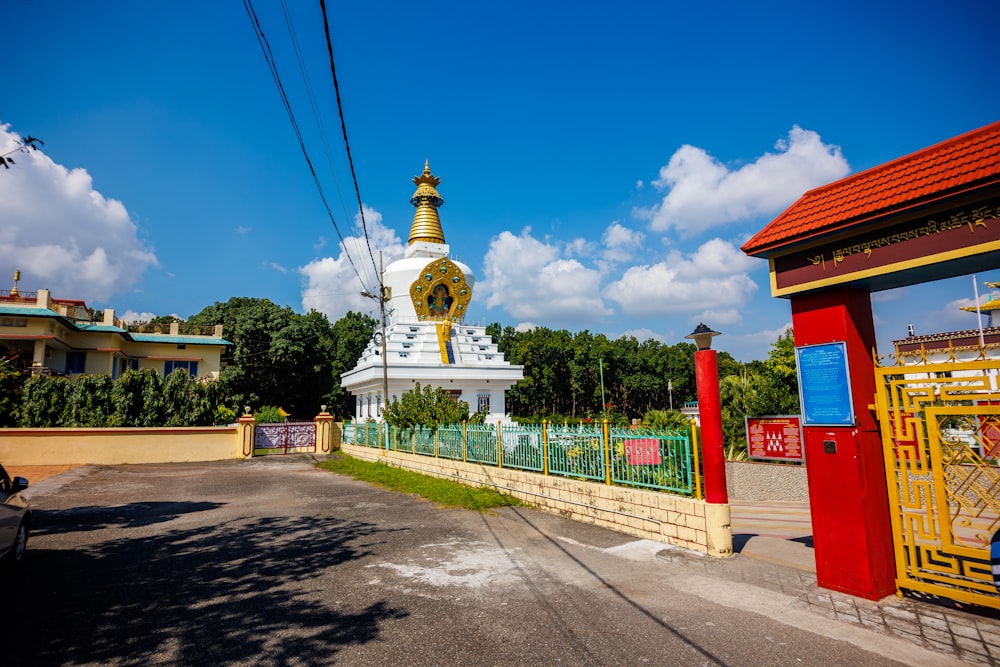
[
  {"xmin": 770, "ymin": 203, "xmax": 1000, "ymax": 297},
  {"xmin": 746, "ymin": 416, "xmax": 804, "ymax": 462}
]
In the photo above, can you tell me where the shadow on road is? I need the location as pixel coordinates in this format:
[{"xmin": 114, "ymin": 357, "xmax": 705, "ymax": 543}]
[
  {"xmin": 6, "ymin": 504, "xmax": 408, "ymax": 665},
  {"xmin": 31, "ymin": 501, "xmax": 225, "ymax": 534}
]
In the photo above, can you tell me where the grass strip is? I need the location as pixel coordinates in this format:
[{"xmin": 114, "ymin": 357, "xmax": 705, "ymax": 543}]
[{"xmin": 317, "ymin": 452, "xmax": 526, "ymax": 511}]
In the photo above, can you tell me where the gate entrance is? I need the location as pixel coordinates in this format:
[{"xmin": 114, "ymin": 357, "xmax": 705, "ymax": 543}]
[
  {"xmin": 742, "ymin": 120, "xmax": 1000, "ymax": 601},
  {"xmin": 874, "ymin": 352, "xmax": 1000, "ymax": 609},
  {"xmin": 254, "ymin": 422, "xmax": 316, "ymax": 454}
]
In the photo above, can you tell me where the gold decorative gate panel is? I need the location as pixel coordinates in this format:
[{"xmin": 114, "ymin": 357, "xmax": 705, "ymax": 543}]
[{"xmin": 874, "ymin": 352, "xmax": 1000, "ymax": 609}]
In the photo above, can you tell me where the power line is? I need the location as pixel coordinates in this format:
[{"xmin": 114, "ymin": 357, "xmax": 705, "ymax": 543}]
[
  {"xmin": 277, "ymin": 0, "xmax": 363, "ymax": 269},
  {"xmin": 317, "ymin": 0, "xmax": 380, "ymax": 292},
  {"xmin": 241, "ymin": 0, "xmax": 378, "ymax": 296}
]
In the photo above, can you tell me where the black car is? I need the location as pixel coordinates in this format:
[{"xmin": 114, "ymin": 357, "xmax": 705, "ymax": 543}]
[{"xmin": 0, "ymin": 464, "xmax": 30, "ymax": 567}]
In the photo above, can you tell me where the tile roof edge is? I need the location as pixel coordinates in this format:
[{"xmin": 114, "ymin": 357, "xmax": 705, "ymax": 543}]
[
  {"xmin": 743, "ymin": 174, "xmax": 1000, "ymax": 256},
  {"xmin": 742, "ymin": 120, "xmax": 1000, "ymax": 256},
  {"xmin": 793, "ymin": 120, "xmax": 1000, "ymax": 204}
]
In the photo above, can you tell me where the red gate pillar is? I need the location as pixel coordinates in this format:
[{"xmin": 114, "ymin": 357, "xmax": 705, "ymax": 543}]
[{"xmin": 791, "ymin": 286, "xmax": 895, "ymax": 599}]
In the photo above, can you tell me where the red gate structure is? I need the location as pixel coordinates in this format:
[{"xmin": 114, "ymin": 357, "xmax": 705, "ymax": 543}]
[{"xmin": 742, "ymin": 120, "xmax": 1000, "ymax": 604}]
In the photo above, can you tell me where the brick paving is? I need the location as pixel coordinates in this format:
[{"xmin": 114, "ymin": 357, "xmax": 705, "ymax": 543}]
[{"xmin": 718, "ymin": 500, "xmax": 1000, "ymax": 666}]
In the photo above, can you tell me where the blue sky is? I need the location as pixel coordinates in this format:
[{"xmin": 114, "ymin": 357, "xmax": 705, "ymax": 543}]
[{"xmin": 2, "ymin": 0, "xmax": 998, "ymax": 362}]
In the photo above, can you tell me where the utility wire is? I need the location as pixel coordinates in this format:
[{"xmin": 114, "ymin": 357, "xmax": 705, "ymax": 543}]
[
  {"xmin": 318, "ymin": 0, "xmax": 380, "ymax": 292},
  {"xmin": 278, "ymin": 0, "xmax": 370, "ymax": 284},
  {"xmin": 242, "ymin": 0, "xmax": 378, "ymax": 296}
]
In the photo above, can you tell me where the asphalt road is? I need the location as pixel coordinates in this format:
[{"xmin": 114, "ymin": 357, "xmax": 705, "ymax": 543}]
[{"xmin": 4, "ymin": 455, "xmax": 955, "ymax": 666}]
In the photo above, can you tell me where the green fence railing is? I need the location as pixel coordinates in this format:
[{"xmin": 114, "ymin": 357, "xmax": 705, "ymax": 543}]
[{"xmin": 341, "ymin": 419, "xmax": 698, "ymax": 496}]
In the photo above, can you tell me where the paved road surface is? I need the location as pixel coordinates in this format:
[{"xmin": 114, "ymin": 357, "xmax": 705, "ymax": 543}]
[{"xmin": 5, "ymin": 456, "xmax": 967, "ymax": 666}]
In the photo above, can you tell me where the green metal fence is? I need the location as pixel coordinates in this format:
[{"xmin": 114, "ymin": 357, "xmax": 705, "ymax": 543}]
[
  {"xmin": 546, "ymin": 423, "xmax": 607, "ymax": 482},
  {"xmin": 341, "ymin": 419, "xmax": 698, "ymax": 496}
]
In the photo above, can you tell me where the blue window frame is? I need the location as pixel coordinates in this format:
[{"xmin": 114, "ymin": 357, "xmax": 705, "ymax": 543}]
[
  {"xmin": 65, "ymin": 351, "xmax": 86, "ymax": 374},
  {"xmin": 164, "ymin": 360, "xmax": 198, "ymax": 378}
]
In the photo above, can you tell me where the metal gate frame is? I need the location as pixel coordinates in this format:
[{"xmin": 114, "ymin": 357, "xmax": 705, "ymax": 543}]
[
  {"xmin": 874, "ymin": 351, "xmax": 1000, "ymax": 609},
  {"xmin": 254, "ymin": 422, "xmax": 316, "ymax": 454}
]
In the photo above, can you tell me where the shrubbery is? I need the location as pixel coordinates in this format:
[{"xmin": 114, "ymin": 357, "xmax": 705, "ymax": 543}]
[{"xmin": 11, "ymin": 369, "xmax": 232, "ymax": 428}]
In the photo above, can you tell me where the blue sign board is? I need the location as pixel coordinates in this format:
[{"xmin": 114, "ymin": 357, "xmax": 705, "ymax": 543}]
[{"xmin": 795, "ymin": 342, "xmax": 856, "ymax": 427}]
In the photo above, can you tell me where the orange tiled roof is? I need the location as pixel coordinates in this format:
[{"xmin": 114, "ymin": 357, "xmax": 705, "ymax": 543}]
[{"xmin": 742, "ymin": 120, "xmax": 1000, "ymax": 256}]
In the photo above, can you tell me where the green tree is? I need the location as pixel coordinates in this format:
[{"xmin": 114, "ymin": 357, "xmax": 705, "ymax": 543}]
[
  {"xmin": 642, "ymin": 408, "xmax": 691, "ymax": 433},
  {"xmin": 188, "ymin": 297, "xmax": 340, "ymax": 418},
  {"xmin": 751, "ymin": 327, "xmax": 800, "ymax": 416},
  {"xmin": 109, "ymin": 369, "xmax": 166, "ymax": 427},
  {"xmin": 64, "ymin": 374, "xmax": 115, "ymax": 426},
  {"xmin": 327, "ymin": 311, "xmax": 377, "ymax": 418},
  {"xmin": 162, "ymin": 368, "xmax": 217, "ymax": 426},
  {"xmin": 254, "ymin": 405, "xmax": 287, "ymax": 423},
  {"xmin": 0, "ymin": 359, "xmax": 22, "ymax": 427},
  {"xmin": 18, "ymin": 374, "xmax": 71, "ymax": 427},
  {"xmin": 269, "ymin": 310, "xmax": 336, "ymax": 418},
  {"xmin": 382, "ymin": 382, "xmax": 470, "ymax": 430},
  {"xmin": 188, "ymin": 299, "xmax": 383, "ymax": 421}
]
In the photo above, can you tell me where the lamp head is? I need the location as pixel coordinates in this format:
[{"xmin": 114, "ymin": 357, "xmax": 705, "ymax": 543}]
[{"xmin": 686, "ymin": 323, "xmax": 721, "ymax": 350}]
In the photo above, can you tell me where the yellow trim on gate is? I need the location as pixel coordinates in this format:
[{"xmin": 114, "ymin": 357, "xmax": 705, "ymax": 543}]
[
  {"xmin": 770, "ymin": 239, "xmax": 1000, "ymax": 297},
  {"xmin": 874, "ymin": 353, "xmax": 1000, "ymax": 610}
]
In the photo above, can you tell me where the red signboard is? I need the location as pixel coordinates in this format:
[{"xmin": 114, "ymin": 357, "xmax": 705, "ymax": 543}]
[
  {"xmin": 746, "ymin": 416, "xmax": 804, "ymax": 462},
  {"xmin": 624, "ymin": 438, "xmax": 662, "ymax": 465}
]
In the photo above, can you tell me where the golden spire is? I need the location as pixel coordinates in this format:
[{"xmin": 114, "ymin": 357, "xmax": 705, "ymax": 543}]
[
  {"xmin": 408, "ymin": 160, "xmax": 446, "ymax": 245},
  {"xmin": 10, "ymin": 268, "xmax": 20, "ymax": 297}
]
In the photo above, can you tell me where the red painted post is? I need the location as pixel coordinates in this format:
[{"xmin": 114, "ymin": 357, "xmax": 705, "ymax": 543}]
[
  {"xmin": 694, "ymin": 349, "xmax": 728, "ymax": 504},
  {"xmin": 791, "ymin": 286, "xmax": 895, "ymax": 600}
]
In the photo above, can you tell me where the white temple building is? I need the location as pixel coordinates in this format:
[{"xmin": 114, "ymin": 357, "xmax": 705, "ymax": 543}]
[{"xmin": 341, "ymin": 162, "xmax": 524, "ymax": 421}]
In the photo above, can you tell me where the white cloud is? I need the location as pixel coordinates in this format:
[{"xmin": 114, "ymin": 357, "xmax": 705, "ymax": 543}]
[
  {"xmin": 601, "ymin": 223, "xmax": 645, "ymax": 264},
  {"xmin": 564, "ymin": 237, "xmax": 594, "ymax": 258},
  {"xmin": 636, "ymin": 126, "xmax": 850, "ymax": 237},
  {"xmin": 0, "ymin": 124, "xmax": 158, "ymax": 301},
  {"xmin": 724, "ymin": 322, "xmax": 793, "ymax": 362},
  {"xmin": 300, "ymin": 206, "xmax": 404, "ymax": 320},
  {"xmin": 481, "ymin": 228, "xmax": 611, "ymax": 324},
  {"xmin": 119, "ymin": 310, "xmax": 159, "ymax": 323},
  {"xmin": 603, "ymin": 238, "xmax": 758, "ymax": 324}
]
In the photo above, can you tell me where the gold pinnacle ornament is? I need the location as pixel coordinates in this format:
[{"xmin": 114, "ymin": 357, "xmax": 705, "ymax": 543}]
[{"xmin": 408, "ymin": 161, "xmax": 446, "ymax": 245}]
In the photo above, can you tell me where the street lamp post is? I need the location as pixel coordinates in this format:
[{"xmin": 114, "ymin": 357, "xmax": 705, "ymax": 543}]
[{"xmin": 685, "ymin": 323, "xmax": 732, "ymax": 557}]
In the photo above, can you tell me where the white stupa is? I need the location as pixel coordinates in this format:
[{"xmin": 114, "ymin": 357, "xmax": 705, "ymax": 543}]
[{"xmin": 341, "ymin": 162, "xmax": 524, "ymax": 421}]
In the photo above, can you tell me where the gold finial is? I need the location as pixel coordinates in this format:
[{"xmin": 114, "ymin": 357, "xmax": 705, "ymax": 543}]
[
  {"xmin": 11, "ymin": 268, "xmax": 20, "ymax": 297},
  {"xmin": 408, "ymin": 161, "xmax": 445, "ymax": 245}
]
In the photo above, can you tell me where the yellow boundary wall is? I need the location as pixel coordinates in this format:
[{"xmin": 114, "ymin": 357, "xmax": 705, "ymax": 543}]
[
  {"xmin": 0, "ymin": 425, "xmax": 248, "ymax": 465},
  {"xmin": 0, "ymin": 413, "xmax": 339, "ymax": 465},
  {"xmin": 341, "ymin": 442, "xmax": 715, "ymax": 554}
]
